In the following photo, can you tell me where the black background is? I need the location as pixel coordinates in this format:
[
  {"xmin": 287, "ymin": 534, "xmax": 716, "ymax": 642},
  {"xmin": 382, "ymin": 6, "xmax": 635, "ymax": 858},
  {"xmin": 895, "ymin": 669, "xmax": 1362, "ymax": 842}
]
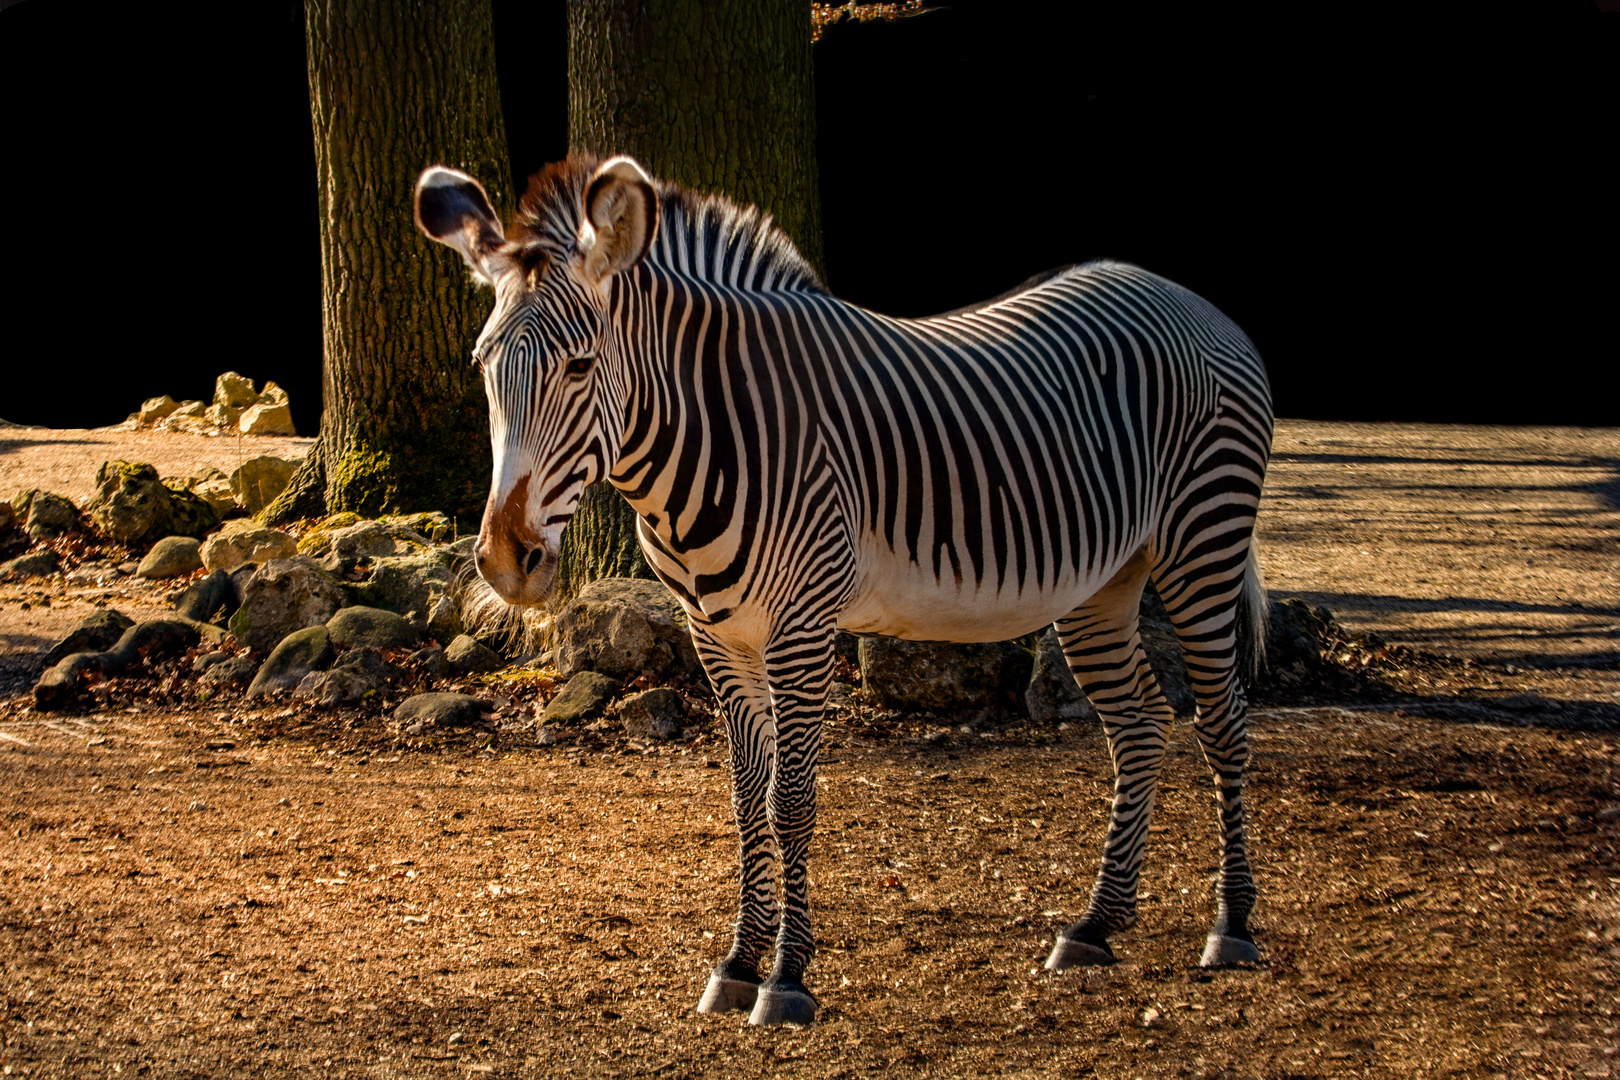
[{"xmin": 2, "ymin": 0, "xmax": 1615, "ymax": 433}]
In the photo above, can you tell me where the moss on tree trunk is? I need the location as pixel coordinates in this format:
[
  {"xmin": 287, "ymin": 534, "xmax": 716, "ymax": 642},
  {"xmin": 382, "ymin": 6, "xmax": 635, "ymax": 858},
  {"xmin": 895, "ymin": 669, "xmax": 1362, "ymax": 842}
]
[
  {"xmin": 266, "ymin": 0, "xmax": 510, "ymax": 526},
  {"xmin": 555, "ymin": 0, "xmax": 824, "ymax": 596}
]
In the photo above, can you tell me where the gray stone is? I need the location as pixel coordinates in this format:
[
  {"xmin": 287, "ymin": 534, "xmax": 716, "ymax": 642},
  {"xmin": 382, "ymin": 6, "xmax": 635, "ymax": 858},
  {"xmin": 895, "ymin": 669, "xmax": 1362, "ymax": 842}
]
[
  {"xmin": 394, "ymin": 692, "xmax": 489, "ymax": 731},
  {"xmin": 1025, "ymin": 627, "xmax": 1099, "ymax": 723},
  {"xmin": 295, "ymin": 665, "xmax": 383, "ymax": 705},
  {"xmin": 553, "ymin": 578, "xmax": 700, "ymax": 681},
  {"xmin": 247, "ymin": 625, "xmax": 336, "ymax": 696},
  {"xmin": 214, "ymin": 371, "xmax": 259, "ymax": 409},
  {"xmin": 445, "ymin": 634, "xmax": 503, "ymax": 675},
  {"xmin": 409, "ymin": 643, "xmax": 454, "ymax": 680},
  {"xmin": 86, "ymin": 461, "xmax": 174, "ymax": 544},
  {"xmin": 540, "ymin": 671, "xmax": 619, "ymax": 726},
  {"xmin": 17, "ymin": 490, "xmax": 79, "ymax": 540},
  {"xmin": 537, "ymin": 727, "xmax": 560, "ymax": 746},
  {"xmin": 192, "ymin": 651, "xmax": 230, "ymax": 673},
  {"xmin": 353, "ymin": 549, "xmax": 457, "ymax": 619},
  {"xmin": 138, "ymin": 536, "xmax": 202, "ymax": 578},
  {"xmin": 173, "ymin": 569, "xmax": 236, "ymax": 622},
  {"xmin": 384, "ymin": 511, "xmax": 455, "ymax": 543},
  {"xmin": 42, "ymin": 609, "xmax": 135, "ymax": 667},
  {"xmin": 333, "ymin": 645, "xmax": 399, "ymax": 681},
  {"xmin": 0, "ymin": 550, "xmax": 59, "ymax": 580},
  {"xmin": 34, "ymin": 618, "xmax": 206, "ymax": 711},
  {"xmin": 238, "ymin": 402, "xmax": 296, "ymax": 436},
  {"xmin": 325, "ymin": 605, "xmax": 421, "ymax": 650},
  {"xmin": 859, "ymin": 637, "xmax": 1032, "ymax": 713},
  {"xmin": 200, "ymin": 655, "xmax": 258, "ymax": 687},
  {"xmin": 1265, "ymin": 597, "xmax": 1340, "ymax": 678},
  {"xmin": 165, "ymin": 487, "xmax": 220, "ymax": 538},
  {"xmin": 229, "ymin": 456, "xmax": 297, "ymax": 516},
  {"xmin": 200, "ymin": 521, "xmax": 298, "ymax": 572},
  {"xmin": 228, "ymin": 557, "xmax": 349, "ymax": 654},
  {"xmin": 138, "ymin": 394, "xmax": 181, "ymax": 425},
  {"xmin": 425, "ymin": 590, "xmax": 462, "ymax": 643},
  {"xmin": 322, "ymin": 521, "xmax": 407, "ymax": 573},
  {"xmin": 618, "ymin": 688, "xmax": 685, "ymax": 741}
]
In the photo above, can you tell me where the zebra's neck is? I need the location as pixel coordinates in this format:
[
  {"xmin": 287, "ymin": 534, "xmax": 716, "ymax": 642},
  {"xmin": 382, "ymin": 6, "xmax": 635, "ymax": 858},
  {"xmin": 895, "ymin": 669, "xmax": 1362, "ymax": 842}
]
[{"xmin": 643, "ymin": 188, "xmax": 825, "ymax": 295}]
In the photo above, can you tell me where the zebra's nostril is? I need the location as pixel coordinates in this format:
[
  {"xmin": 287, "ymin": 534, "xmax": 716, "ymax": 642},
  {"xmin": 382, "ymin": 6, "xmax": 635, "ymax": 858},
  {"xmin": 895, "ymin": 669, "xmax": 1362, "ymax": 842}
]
[{"xmin": 524, "ymin": 546, "xmax": 548, "ymax": 576}]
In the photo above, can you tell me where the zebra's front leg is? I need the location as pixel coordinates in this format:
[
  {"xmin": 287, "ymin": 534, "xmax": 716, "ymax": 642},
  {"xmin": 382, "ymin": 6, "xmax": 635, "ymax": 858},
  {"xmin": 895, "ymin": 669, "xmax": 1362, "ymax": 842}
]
[
  {"xmin": 690, "ymin": 627, "xmax": 779, "ymax": 1016},
  {"xmin": 747, "ymin": 621, "xmax": 835, "ymax": 1027}
]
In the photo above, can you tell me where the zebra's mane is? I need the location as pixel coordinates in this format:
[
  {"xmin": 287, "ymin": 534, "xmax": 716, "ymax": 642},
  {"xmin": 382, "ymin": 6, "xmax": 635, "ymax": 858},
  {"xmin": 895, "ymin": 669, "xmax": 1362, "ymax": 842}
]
[{"xmin": 512, "ymin": 153, "xmax": 825, "ymax": 293}]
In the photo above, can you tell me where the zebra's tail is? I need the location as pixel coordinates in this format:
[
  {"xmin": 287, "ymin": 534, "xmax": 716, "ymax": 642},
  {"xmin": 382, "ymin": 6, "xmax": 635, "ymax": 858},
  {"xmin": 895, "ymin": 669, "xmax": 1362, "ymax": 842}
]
[{"xmin": 1237, "ymin": 541, "xmax": 1269, "ymax": 683}]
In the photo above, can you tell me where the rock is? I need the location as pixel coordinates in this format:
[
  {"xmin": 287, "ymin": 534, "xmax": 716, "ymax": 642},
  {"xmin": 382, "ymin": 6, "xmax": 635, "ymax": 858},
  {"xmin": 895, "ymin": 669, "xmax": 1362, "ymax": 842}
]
[
  {"xmin": 323, "ymin": 520, "xmax": 410, "ymax": 572},
  {"xmin": 18, "ymin": 490, "xmax": 79, "ymax": 541},
  {"xmin": 238, "ymin": 402, "xmax": 296, "ymax": 437},
  {"xmin": 537, "ymin": 727, "xmax": 559, "ymax": 746},
  {"xmin": 257, "ymin": 381, "xmax": 290, "ymax": 407},
  {"xmin": 173, "ymin": 569, "xmax": 236, "ymax": 622},
  {"xmin": 1025, "ymin": 627, "xmax": 1099, "ymax": 723},
  {"xmin": 228, "ymin": 557, "xmax": 349, "ymax": 654},
  {"xmin": 394, "ymin": 692, "xmax": 489, "ymax": 731},
  {"xmin": 214, "ymin": 371, "xmax": 259, "ymax": 409},
  {"xmin": 200, "ymin": 655, "xmax": 258, "ymax": 687},
  {"xmin": 165, "ymin": 487, "xmax": 220, "ymax": 537},
  {"xmin": 0, "ymin": 550, "xmax": 59, "ymax": 580},
  {"xmin": 192, "ymin": 651, "xmax": 229, "ymax": 673},
  {"xmin": 409, "ymin": 643, "xmax": 454, "ymax": 680},
  {"xmin": 325, "ymin": 605, "xmax": 421, "ymax": 650},
  {"xmin": 540, "ymin": 671, "xmax": 619, "ymax": 726},
  {"xmin": 425, "ymin": 591, "xmax": 462, "ymax": 643},
  {"xmin": 138, "ymin": 536, "xmax": 202, "ymax": 578},
  {"xmin": 1138, "ymin": 587, "xmax": 1196, "ymax": 718},
  {"xmin": 200, "ymin": 521, "xmax": 298, "ymax": 572},
  {"xmin": 229, "ymin": 456, "xmax": 297, "ymax": 515},
  {"xmin": 353, "ymin": 549, "xmax": 458, "ymax": 619},
  {"xmin": 618, "ymin": 688, "xmax": 685, "ymax": 740},
  {"xmin": 1265, "ymin": 598, "xmax": 1340, "ymax": 677},
  {"xmin": 295, "ymin": 666, "xmax": 381, "ymax": 705},
  {"xmin": 42, "ymin": 609, "xmax": 135, "ymax": 668},
  {"xmin": 295, "ymin": 512, "xmax": 366, "ymax": 557},
  {"xmin": 445, "ymin": 634, "xmax": 503, "ymax": 675},
  {"xmin": 333, "ymin": 645, "xmax": 400, "ymax": 681},
  {"xmin": 0, "ymin": 500, "xmax": 13, "ymax": 533},
  {"xmin": 34, "ymin": 618, "xmax": 205, "ymax": 710},
  {"xmin": 859, "ymin": 637, "xmax": 1033, "ymax": 713},
  {"xmin": 138, "ymin": 394, "xmax": 180, "ymax": 425},
  {"xmin": 204, "ymin": 403, "xmax": 242, "ymax": 429},
  {"xmin": 246, "ymin": 625, "xmax": 336, "ymax": 696},
  {"xmin": 86, "ymin": 461, "xmax": 174, "ymax": 544},
  {"xmin": 553, "ymin": 578, "xmax": 701, "ymax": 681},
  {"xmin": 175, "ymin": 466, "xmax": 239, "ymax": 517},
  {"xmin": 384, "ymin": 511, "xmax": 454, "ymax": 543}
]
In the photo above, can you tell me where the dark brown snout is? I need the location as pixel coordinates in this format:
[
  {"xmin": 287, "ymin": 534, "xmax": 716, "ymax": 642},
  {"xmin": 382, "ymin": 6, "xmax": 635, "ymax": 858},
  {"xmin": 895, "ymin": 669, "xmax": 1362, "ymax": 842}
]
[{"xmin": 475, "ymin": 474, "xmax": 558, "ymax": 606}]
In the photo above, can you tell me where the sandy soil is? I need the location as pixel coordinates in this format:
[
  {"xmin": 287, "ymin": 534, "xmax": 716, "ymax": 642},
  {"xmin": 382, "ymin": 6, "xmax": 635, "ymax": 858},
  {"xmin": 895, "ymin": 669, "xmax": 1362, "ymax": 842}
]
[{"xmin": 1, "ymin": 420, "xmax": 1617, "ymax": 1078}]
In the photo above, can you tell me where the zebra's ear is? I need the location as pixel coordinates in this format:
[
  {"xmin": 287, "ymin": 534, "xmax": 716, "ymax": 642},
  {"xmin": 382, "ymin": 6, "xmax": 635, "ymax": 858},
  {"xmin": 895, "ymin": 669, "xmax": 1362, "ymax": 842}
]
[
  {"xmin": 415, "ymin": 166, "xmax": 506, "ymax": 285},
  {"xmin": 579, "ymin": 156, "xmax": 658, "ymax": 284}
]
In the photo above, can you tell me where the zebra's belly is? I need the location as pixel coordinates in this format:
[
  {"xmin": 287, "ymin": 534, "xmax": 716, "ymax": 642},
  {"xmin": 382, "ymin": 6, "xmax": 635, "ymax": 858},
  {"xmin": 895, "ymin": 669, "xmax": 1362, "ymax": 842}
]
[{"xmin": 837, "ymin": 542, "xmax": 1117, "ymax": 643}]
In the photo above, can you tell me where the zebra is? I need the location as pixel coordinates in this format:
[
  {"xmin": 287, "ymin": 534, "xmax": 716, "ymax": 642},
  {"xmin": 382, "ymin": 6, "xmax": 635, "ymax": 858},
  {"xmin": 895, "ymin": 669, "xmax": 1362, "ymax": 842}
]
[{"xmin": 414, "ymin": 153, "xmax": 1273, "ymax": 1027}]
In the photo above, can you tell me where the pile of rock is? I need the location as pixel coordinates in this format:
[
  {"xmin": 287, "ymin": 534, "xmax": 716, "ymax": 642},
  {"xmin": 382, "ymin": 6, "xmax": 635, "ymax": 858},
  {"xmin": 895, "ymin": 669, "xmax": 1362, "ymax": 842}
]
[{"xmin": 132, "ymin": 371, "xmax": 295, "ymax": 437}]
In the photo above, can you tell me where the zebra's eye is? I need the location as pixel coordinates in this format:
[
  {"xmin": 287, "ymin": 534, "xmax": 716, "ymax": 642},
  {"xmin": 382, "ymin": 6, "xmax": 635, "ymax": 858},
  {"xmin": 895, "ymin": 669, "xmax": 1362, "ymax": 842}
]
[{"xmin": 564, "ymin": 355, "xmax": 595, "ymax": 377}]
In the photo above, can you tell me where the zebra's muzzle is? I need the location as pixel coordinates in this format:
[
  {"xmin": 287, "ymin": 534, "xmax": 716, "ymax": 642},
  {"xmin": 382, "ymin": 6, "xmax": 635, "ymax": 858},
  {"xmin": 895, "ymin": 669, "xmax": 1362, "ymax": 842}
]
[{"xmin": 473, "ymin": 533, "xmax": 558, "ymax": 607}]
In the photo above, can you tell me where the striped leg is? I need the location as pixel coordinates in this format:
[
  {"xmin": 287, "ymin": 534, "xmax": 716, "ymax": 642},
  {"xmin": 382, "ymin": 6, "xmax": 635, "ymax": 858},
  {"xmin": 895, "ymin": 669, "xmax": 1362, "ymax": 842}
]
[
  {"xmin": 1046, "ymin": 549, "xmax": 1178, "ymax": 969},
  {"xmin": 1154, "ymin": 544, "xmax": 1262, "ymax": 965},
  {"xmin": 748, "ymin": 617, "xmax": 834, "ymax": 1026},
  {"xmin": 690, "ymin": 624, "xmax": 778, "ymax": 1015}
]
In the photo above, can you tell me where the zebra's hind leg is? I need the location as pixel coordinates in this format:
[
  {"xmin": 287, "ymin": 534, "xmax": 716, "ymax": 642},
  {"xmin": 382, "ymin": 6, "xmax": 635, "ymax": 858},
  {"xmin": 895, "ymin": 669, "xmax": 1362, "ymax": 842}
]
[
  {"xmin": 1154, "ymin": 546, "xmax": 1264, "ymax": 966},
  {"xmin": 689, "ymin": 624, "xmax": 779, "ymax": 1015},
  {"xmin": 1046, "ymin": 549, "xmax": 1178, "ymax": 970},
  {"xmin": 747, "ymin": 618, "xmax": 835, "ymax": 1027}
]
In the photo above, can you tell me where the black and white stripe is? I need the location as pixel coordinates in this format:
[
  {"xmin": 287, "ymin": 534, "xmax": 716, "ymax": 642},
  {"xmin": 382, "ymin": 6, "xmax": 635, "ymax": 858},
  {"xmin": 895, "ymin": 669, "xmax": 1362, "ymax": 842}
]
[{"xmin": 416, "ymin": 153, "xmax": 1274, "ymax": 1026}]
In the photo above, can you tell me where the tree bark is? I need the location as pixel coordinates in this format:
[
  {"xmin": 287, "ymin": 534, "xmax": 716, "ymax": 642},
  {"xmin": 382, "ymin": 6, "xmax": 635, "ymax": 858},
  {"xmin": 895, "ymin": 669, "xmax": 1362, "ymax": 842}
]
[
  {"xmin": 266, "ymin": 0, "xmax": 511, "ymax": 526},
  {"xmin": 556, "ymin": 0, "xmax": 824, "ymax": 594}
]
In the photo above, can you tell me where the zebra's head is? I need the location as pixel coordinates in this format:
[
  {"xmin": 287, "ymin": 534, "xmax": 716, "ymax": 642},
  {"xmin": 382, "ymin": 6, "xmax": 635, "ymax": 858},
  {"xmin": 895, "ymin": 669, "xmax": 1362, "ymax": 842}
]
[{"xmin": 414, "ymin": 155, "xmax": 658, "ymax": 606}]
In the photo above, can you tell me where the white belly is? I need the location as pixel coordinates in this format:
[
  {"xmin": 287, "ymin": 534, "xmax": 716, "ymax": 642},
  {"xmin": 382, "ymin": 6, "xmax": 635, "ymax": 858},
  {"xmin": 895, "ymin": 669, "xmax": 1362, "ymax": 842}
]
[{"xmin": 836, "ymin": 536, "xmax": 1128, "ymax": 643}]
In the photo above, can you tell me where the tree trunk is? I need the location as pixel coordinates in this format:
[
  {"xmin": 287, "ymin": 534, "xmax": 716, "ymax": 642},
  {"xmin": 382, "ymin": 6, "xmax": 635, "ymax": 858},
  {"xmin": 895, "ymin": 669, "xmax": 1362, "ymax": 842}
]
[
  {"xmin": 266, "ymin": 0, "xmax": 511, "ymax": 527},
  {"xmin": 556, "ymin": 0, "xmax": 824, "ymax": 594}
]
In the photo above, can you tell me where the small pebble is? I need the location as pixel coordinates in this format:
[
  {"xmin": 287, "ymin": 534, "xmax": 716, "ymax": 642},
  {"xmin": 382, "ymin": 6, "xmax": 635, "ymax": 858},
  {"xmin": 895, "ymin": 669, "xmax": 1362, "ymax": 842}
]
[
  {"xmin": 537, "ymin": 728, "xmax": 558, "ymax": 746},
  {"xmin": 447, "ymin": 1031, "xmax": 464, "ymax": 1045},
  {"xmin": 189, "ymin": 800, "xmax": 207, "ymax": 812}
]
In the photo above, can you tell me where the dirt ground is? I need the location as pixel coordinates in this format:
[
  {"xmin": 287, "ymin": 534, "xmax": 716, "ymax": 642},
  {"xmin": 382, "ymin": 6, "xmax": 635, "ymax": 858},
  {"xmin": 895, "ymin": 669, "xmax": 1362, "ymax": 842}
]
[{"xmin": 1, "ymin": 421, "xmax": 1617, "ymax": 1079}]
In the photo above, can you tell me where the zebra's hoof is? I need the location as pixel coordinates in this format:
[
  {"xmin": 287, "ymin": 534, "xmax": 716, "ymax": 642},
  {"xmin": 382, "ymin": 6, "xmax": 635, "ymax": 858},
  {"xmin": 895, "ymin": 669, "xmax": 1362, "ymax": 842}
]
[
  {"xmin": 1200, "ymin": 932, "xmax": 1261, "ymax": 966},
  {"xmin": 1045, "ymin": 936, "xmax": 1116, "ymax": 970},
  {"xmin": 748, "ymin": 982, "xmax": 818, "ymax": 1027},
  {"xmin": 697, "ymin": 974, "xmax": 760, "ymax": 1014}
]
